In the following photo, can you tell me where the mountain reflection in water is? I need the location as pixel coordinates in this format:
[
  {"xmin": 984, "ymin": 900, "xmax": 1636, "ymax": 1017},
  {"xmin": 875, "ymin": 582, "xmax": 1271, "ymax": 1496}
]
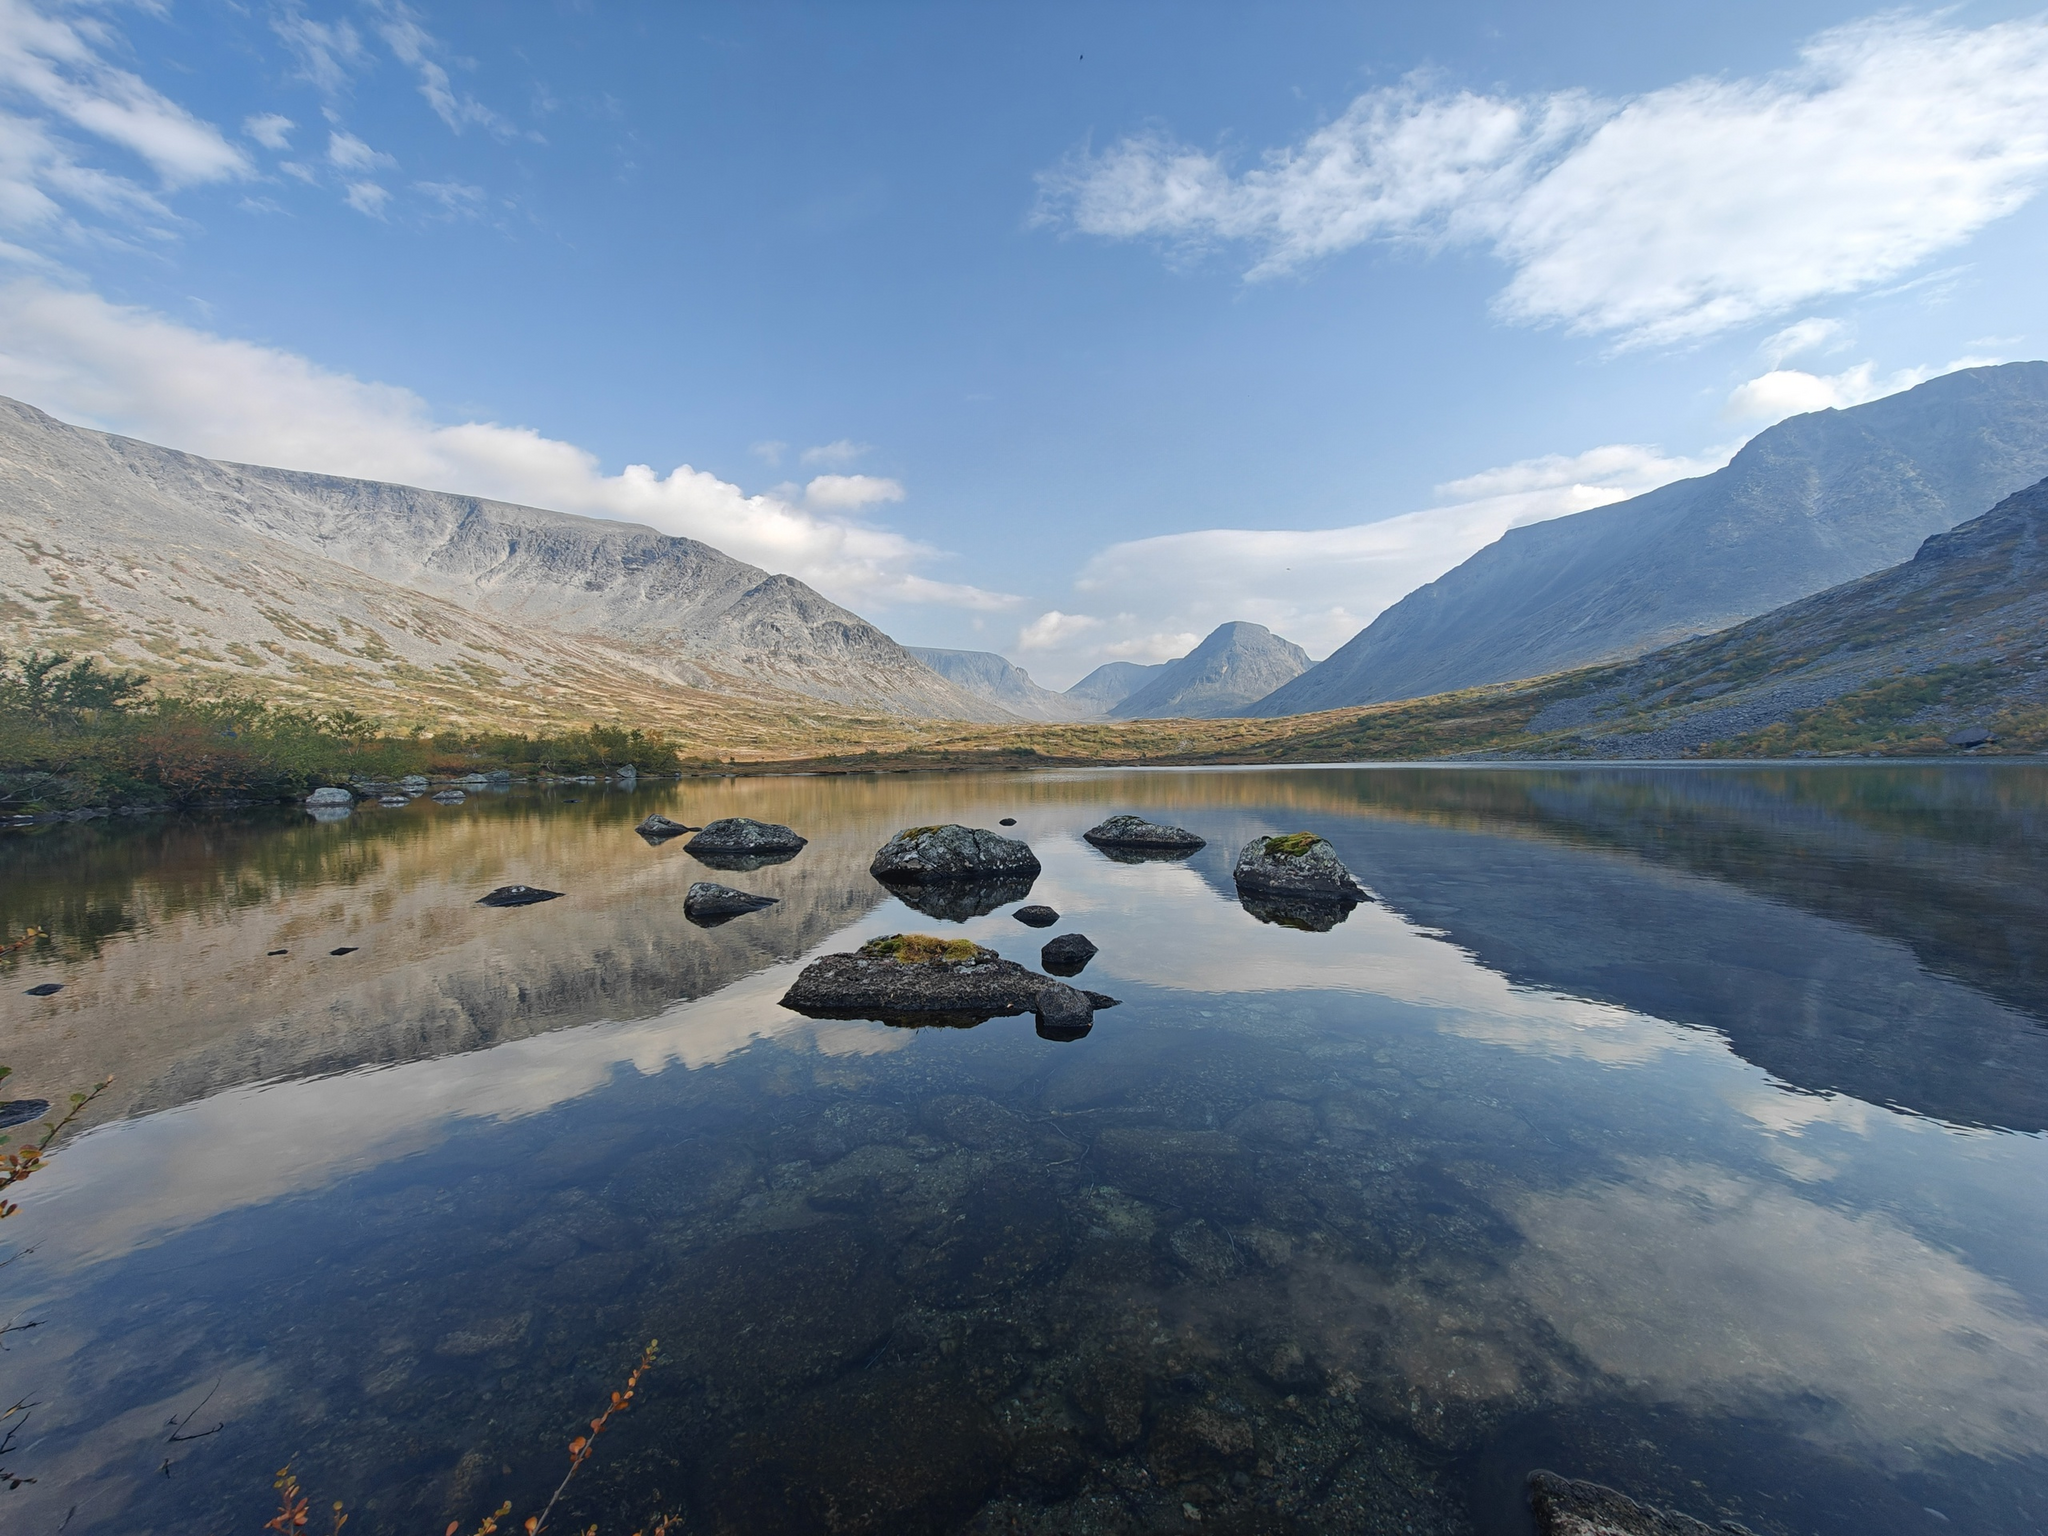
[{"xmin": 2, "ymin": 765, "xmax": 2046, "ymax": 1536}]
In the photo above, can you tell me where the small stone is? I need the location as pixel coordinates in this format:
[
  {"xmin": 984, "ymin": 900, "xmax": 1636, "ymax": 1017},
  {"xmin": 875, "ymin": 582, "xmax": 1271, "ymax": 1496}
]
[
  {"xmin": 23, "ymin": 982, "xmax": 62, "ymax": 997},
  {"xmin": 1013, "ymin": 904, "xmax": 1059, "ymax": 927},
  {"xmin": 305, "ymin": 786, "xmax": 352, "ymax": 806},
  {"xmin": 378, "ymin": 795, "xmax": 409, "ymax": 807},
  {"xmin": 999, "ymin": 817, "xmax": 1017, "ymax": 826},
  {"xmin": 399, "ymin": 775, "xmax": 429, "ymax": 791},
  {"xmin": 478, "ymin": 885, "xmax": 563, "ymax": 907},
  {"xmin": 684, "ymin": 882, "xmax": 779, "ymax": 926},
  {"xmin": 432, "ymin": 789, "xmax": 466, "ymax": 804},
  {"xmin": 329, "ymin": 947, "xmax": 358, "ymax": 956},
  {"xmin": 1041, "ymin": 933, "xmax": 1097, "ymax": 976},
  {"xmin": 268, "ymin": 949, "xmax": 288, "ymax": 956}
]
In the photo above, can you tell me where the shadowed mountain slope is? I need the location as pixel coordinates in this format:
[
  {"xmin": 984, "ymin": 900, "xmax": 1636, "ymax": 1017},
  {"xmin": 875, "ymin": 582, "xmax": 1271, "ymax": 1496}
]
[
  {"xmin": 1064, "ymin": 659, "xmax": 1166, "ymax": 713},
  {"xmin": 1111, "ymin": 622, "xmax": 1312, "ymax": 718},
  {"xmin": 907, "ymin": 647, "xmax": 1089, "ymax": 720},
  {"xmin": 1246, "ymin": 362, "xmax": 2048, "ymax": 716},
  {"xmin": 0, "ymin": 396, "xmax": 1002, "ymax": 721}
]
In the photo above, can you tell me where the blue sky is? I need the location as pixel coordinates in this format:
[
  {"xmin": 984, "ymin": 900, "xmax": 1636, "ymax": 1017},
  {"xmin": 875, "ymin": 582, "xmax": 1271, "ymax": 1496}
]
[{"xmin": 1, "ymin": 1, "xmax": 2045, "ymax": 686}]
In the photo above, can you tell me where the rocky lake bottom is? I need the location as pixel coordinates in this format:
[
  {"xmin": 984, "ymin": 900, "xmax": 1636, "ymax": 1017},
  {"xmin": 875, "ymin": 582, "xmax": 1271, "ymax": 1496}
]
[{"xmin": 2, "ymin": 764, "xmax": 2046, "ymax": 1534}]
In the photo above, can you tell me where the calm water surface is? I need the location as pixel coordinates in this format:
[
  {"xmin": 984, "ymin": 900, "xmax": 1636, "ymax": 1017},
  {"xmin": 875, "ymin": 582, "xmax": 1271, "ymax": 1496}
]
[{"xmin": 3, "ymin": 765, "xmax": 2047, "ymax": 1535}]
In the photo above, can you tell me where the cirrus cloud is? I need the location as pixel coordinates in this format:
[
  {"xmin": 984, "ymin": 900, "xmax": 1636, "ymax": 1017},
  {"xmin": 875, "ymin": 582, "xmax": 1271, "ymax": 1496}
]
[{"xmin": 1037, "ymin": 15, "xmax": 2048, "ymax": 347}]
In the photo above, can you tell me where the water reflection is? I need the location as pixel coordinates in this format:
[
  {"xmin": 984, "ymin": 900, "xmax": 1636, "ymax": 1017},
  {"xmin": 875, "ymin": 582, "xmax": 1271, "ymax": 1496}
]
[{"xmin": 1, "ymin": 766, "xmax": 2045, "ymax": 1535}]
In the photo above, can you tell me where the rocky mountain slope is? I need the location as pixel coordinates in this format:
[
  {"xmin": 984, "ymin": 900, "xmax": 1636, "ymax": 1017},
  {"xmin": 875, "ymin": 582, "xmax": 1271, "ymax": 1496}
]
[
  {"xmin": 1111, "ymin": 622, "xmax": 1311, "ymax": 718},
  {"xmin": 907, "ymin": 647, "xmax": 1095, "ymax": 720},
  {"xmin": 0, "ymin": 397, "xmax": 1004, "ymax": 725},
  {"xmin": 1523, "ymin": 471, "xmax": 2048, "ymax": 757},
  {"xmin": 1063, "ymin": 660, "xmax": 1165, "ymax": 713},
  {"xmin": 1247, "ymin": 362, "xmax": 2048, "ymax": 716}
]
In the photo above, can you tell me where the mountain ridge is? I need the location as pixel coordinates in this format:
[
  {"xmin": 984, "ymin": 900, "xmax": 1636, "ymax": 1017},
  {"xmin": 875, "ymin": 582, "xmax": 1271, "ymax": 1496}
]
[
  {"xmin": 1112, "ymin": 621, "xmax": 1312, "ymax": 718},
  {"xmin": 1245, "ymin": 362, "xmax": 2048, "ymax": 716}
]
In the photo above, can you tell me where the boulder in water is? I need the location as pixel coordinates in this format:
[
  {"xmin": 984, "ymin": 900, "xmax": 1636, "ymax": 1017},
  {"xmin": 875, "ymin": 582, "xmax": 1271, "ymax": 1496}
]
[
  {"xmin": 636, "ymin": 813, "xmax": 696, "ymax": 842},
  {"xmin": 1034, "ymin": 981, "xmax": 1095, "ymax": 1041},
  {"xmin": 869, "ymin": 824, "xmax": 1040, "ymax": 883},
  {"xmin": 685, "ymin": 818, "xmax": 807, "ymax": 869},
  {"xmin": 684, "ymin": 882, "xmax": 779, "ymax": 926},
  {"xmin": 1012, "ymin": 904, "xmax": 1059, "ymax": 928},
  {"xmin": 1083, "ymin": 814, "xmax": 1204, "ymax": 853},
  {"xmin": 781, "ymin": 934, "xmax": 1115, "ymax": 1028},
  {"xmin": 432, "ymin": 789, "xmax": 466, "ymax": 804},
  {"xmin": 478, "ymin": 885, "xmax": 563, "ymax": 907},
  {"xmin": 1232, "ymin": 833, "xmax": 1369, "ymax": 901},
  {"xmin": 306, "ymin": 786, "xmax": 352, "ymax": 806},
  {"xmin": 23, "ymin": 982, "xmax": 62, "ymax": 997},
  {"xmin": 1041, "ymin": 933, "xmax": 1097, "ymax": 976}
]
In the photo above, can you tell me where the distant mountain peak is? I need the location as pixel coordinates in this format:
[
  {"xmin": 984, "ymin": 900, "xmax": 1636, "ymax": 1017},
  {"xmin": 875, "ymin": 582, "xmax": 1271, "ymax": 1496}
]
[{"xmin": 1111, "ymin": 621, "xmax": 1312, "ymax": 719}]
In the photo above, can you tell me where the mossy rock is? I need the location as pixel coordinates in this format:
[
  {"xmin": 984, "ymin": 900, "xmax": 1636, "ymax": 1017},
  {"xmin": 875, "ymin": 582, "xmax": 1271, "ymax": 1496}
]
[
  {"xmin": 1262, "ymin": 832, "xmax": 1322, "ymax": 859},
  {"xmin": 858, "ymin": 934, "xmax": 997, "ymax": 966}
]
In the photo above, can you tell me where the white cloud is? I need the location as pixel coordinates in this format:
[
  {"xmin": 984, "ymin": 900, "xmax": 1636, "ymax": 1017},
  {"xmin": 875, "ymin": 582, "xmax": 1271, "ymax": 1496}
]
[
  {"xmin": 1759, "ymin": 315, "xmax": 1845, "ymax": 368},
  {"xmin": 327, "ymin": 130, "xmax": 392, "ymax": 173},
  {"xmin": 1018, "ymin": 610, "xmax": 1103, "ymax": 650},
  {"xmin": 1038, "ymin": 15, "xmax": 2048, "ymax": 346},
  {"xmin": 0, "ymin": 278, "xmax": 1017, "ymax": 614},
  {"xmin": 343, "ymin": 179, "xmax": 390, "ymax": 218},
  {"xmin": 242, "ymin": 113, "xmax": 294, "ymax": 151},
  {"xmin": 414, "ymin": 178, "xmax": 484, "ymax": 218},
  {"xmin": 271, "ymin": 6, "xmax": 369, "ymax": 98},
  {"xmin": 1015, "ymin": 442, "xmax": 1724, "ymax": 686},
  {"xmin": 1723, "ymin": 353, "xmax": 2005, "ymax": 424},
  {"xmin": 800, "ymin": 438, "xmax": 870, "ymax": 467},
  {"xmin": 749, "ymin": 439, "xmax": 787, "ymax": 467},
  {"xmin": 370, "ymin": 0, "xmax": 517, "ymax": 139},
  {"xmin": 802, "ymin": 472, "xmax": 904, "ymax": 511}
]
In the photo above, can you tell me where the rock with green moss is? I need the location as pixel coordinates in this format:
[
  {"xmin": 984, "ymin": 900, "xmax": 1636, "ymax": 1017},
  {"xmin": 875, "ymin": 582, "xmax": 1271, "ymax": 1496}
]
[
  {"xmin": 781, "ymin": 933, "xmax": 1116, "ymax": 1028},
  {"xmin": 869, "ymin": 824, "xmax": 1041, "ymax": 882},
  {"xmin": 1231, "ymin": 833, "xmax": 1370, "ymax": 904}
]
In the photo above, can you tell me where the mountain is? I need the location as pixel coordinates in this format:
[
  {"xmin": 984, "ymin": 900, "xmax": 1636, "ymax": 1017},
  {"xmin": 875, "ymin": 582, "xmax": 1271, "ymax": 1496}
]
[
  {"xmin": 1246, "ymin": 362, "xmax": 2048, "ymax": 717},
  {"xmin": 1530, "ymin": 471, "xmax": 2048, "ymax": 757},
  {"xmin": 907, "ymin": 647, "xmax": 1091, "ymax": 720},
  {"xmin": 1063, "ymin": 660, "xmax": 1166, "ymax": 713},
  {"xmin": 1110, "ymin": 622, "xmax": 1312, "ymax": 719},
  {"xmin": 0, "ymin": 397, "xmax": 1005, "ymax": 724}
]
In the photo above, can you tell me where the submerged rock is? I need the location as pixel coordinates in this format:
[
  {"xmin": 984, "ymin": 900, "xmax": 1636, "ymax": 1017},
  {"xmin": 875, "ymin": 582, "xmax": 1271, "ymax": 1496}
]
[
  {"xmin": 998, "ymin": 817, "xmax": 1017, "ymax": 826},
  {"xmin": 22, "ymin": 983, "xmax": 61, "ymax": 997},
  {"xmin": 398, "ymin": 774, "xmax": 429, "ymax": 791},
  {"xmin": 1528, "ymin": 1472, "xmax": 1757, "ymax": 1535},
  {"xmin": 685, "ymin": 818, "xmax": 807, "ymax": 870},
  {"xmin": 869, "ymin": 824, "xmax": 1041, "ymax": 882},
  {"xmin": 1083, "ymin": 814, "xmax": 1205, "ymax": 854},
  {"xmin": 880, "ymin": 873, "xmax": 1037, "ymax": 922},
  {"xmin": 781, "ymin": 934, "xmax": 1116, "ymax": 1028},
  {"xmin": 378, "ymin": 795, "xmax": 409, "ymax": 807},
  {"xmin": 684, "ymin": 882, "xmax": 779, "ymax": 926},
  {"xmin": 432, "ymin": 789, "xmax": 467, "ymax": 804},
  {"xmin": 305, "ymin": 786, "xmax": 352, "ymax": 806},
  {"xmin": 478, "ymin": 885, "xmax": 563, "ymax": 907},
  {"xmin": 636, "ymin": 813, "xmax": 696, "ymax": 842},
  {"xmin": 1012, "ymin": 904, "xmax": 1060, "ymax": 928},
  {"xmin": 1041, "ymin": 932, "xmax": 1098, "ymax": 976}
]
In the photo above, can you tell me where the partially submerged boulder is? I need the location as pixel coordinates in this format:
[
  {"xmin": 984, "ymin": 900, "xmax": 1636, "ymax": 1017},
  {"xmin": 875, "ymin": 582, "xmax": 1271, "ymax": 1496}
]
[
  {"xmin": 684, "ymin": 882, "xmax": 778, "ymax": 927},
  {"xmin": 1012, "ymin": 904, "xmax": 1059, "ymax": 928},
  {"xmin": 1232, "ymin": 833, "xmax": 1369, "ymax": 901},
  {"xmin": 1034, "ymin": 981, "xmax": 1094, "ymax": 1042},
  {"xmin": 1083, "ymin": 814, "xmax": 1205, "ymax": 854},
  {"xmin": 1528, "ymin": 1472, "xmax": 1757, "ymax": 1536},
  {"xmin": 781, "ymin": 934, "xmax": 1116, "ymax": 1029},
  {"xmin": 686, "ymin": 817, "xmax": 807, "ymax": 870},
  {"xmin": 869, "ymin": 824, "xmax": 1041, "ymax": 882},
  {"xmin": 1041, "ymin": 932, "xmax": 1097, "ymax": 977},
  {"xmin": 478, "ymin": 885, "xmax": 562, "ymax": 907},
  {"xmin": 636, "ymin": 813, "xmax": 696, "ymax": 842},
  {"xmin": 306, "ymin": 786, "xmax": 352, "ymax": 806}
]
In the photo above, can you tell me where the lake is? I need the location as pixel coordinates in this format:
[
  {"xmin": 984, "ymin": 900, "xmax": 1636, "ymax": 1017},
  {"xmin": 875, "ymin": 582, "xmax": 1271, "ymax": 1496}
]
[{"xmin": 3, "ymin": 764, "xmax": 2046, "ymax": 1535}]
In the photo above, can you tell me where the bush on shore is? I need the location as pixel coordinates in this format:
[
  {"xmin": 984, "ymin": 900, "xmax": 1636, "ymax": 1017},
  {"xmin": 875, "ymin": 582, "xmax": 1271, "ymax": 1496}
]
[{"xmin": 0, "ymin": 651, "xmax": 682, "ymax": 813}]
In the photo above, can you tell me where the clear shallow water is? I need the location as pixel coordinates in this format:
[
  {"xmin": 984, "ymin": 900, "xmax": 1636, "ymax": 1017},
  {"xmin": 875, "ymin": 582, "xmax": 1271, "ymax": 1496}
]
[{"xmin": 2, "ymin": 765, "xmax": 2046, "ymax": 1535}]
